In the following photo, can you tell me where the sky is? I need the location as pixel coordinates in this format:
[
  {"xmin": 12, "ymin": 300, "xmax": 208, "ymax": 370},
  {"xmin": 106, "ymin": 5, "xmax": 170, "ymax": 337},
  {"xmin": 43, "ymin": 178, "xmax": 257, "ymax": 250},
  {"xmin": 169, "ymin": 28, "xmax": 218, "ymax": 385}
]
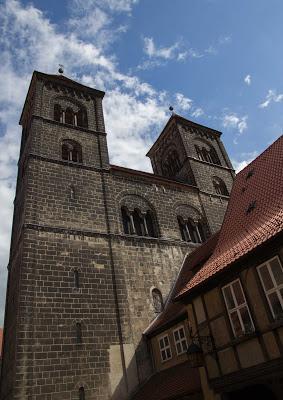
[{"xmin": 0, "ymin": 0, "xmax": 283, "ymax": 324}]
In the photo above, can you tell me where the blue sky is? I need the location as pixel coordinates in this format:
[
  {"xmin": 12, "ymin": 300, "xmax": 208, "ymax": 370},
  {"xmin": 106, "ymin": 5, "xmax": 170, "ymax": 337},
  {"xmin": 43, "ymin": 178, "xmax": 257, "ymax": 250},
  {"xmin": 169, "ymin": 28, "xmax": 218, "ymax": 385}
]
[{"xmin": 0, "ymin": 0, "xmax": 283, "ymax": 323}]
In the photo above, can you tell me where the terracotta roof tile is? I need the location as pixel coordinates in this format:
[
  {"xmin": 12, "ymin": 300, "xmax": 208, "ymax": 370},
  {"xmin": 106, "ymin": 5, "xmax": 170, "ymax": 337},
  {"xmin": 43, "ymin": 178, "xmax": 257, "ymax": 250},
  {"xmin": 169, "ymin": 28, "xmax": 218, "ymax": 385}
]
[
  {"xmin": 130, "ymin": 362, "xmax": 201, "ymax": 400},
  {"xmin": 176, "ymin": 135, "xmax": 283, "ymax": 298}
]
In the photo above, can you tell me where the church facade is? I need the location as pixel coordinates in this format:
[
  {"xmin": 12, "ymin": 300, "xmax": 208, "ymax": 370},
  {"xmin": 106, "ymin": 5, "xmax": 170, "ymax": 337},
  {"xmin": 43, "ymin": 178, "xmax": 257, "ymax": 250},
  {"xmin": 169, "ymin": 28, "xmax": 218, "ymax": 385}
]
[{"xmin": 0, "ymin": 71, "xmax": 234, "ymax": 400}]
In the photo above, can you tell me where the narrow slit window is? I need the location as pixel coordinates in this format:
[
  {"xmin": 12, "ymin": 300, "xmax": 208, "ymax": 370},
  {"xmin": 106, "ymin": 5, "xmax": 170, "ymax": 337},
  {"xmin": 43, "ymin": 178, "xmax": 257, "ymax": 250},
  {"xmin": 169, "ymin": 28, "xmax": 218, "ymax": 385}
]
[
  {"xmin": 152, "ymin": 288, "xmax": 164, "ymax": 313},
  {"xmin": 74, "ymin": 270, "xmax": 80, "ymax": 288},
  {"xmin": 76, "ymin": 322, "xmax": 82, "ymax": 343},
  {"xmin": 79, "ymin": 387, "xmax": 85, "ymax": 400}
]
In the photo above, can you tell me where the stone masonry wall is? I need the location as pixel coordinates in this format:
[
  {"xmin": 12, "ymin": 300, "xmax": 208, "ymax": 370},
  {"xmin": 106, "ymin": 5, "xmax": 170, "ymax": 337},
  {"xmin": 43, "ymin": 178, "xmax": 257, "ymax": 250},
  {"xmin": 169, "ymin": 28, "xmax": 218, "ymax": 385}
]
[{"xmin": 0, "ymin": 73, "xmax": 232, "ymax": 400}]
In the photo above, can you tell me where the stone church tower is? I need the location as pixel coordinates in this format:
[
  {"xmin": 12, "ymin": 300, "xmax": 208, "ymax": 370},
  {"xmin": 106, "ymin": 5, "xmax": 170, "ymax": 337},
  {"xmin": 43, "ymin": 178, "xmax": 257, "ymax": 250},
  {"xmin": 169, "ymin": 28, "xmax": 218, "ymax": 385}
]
[{"xmin": 0, "ymin": 71, "xmax": 234, "ymax": 400}]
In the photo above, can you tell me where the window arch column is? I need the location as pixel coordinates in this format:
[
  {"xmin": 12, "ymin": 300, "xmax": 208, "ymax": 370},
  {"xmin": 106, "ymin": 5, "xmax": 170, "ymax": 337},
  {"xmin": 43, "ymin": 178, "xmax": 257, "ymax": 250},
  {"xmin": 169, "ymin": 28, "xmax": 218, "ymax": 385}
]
[{"xmin": 121, "ymin": 206, "xmax": 157, "ymax": 238}]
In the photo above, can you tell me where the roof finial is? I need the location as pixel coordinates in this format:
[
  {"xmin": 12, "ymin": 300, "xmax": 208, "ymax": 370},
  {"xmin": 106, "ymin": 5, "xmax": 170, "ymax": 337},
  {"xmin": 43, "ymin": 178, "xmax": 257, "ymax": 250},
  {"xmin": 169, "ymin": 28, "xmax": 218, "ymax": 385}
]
[
  {"xmin": 169, "ymin": 105, "xmax": 175, "ymax": 115},
  {"xmin": 58, "ymin": 64, "xmax": 64, "ymax": 74}
]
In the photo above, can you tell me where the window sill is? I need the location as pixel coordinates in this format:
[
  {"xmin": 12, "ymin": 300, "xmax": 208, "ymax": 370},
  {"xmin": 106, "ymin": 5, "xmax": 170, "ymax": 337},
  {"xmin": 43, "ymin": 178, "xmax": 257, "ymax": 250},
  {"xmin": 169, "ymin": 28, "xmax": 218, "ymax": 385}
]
[
  {"xmin": 62, "ymin": 159, "xmax": 83, "ymax": 166},
  {"xmin": 161, "ymin": 357, "xmax": 172, "ymax": 364},
  {"xmin": 230, "ymin": 331, "xmax": 258, "ymax": 346},
  {"xmin": 269, "ymin": 318, "xmax": 283, "ymax": 330}
]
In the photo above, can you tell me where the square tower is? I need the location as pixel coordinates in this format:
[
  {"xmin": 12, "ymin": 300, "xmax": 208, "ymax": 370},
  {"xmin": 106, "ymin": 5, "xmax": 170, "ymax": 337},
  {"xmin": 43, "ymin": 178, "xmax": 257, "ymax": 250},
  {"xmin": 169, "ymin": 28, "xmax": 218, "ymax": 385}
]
[{"xmin": 147, "ymin": 114, "xmax": 235, "ymax": 231}]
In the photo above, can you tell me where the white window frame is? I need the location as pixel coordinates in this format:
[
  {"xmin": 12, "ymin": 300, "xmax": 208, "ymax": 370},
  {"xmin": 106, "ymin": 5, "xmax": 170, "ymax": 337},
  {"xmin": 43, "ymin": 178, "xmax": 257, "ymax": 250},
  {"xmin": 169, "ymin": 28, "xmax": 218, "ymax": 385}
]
[
  {"xmin": 158, "ymin": 334, "xmax": 172, "ymax": 362},
  {"xmin": 173, "ymin": 325, "xmax": 188, "ymax": 355},
  {"xmin": 257, "ymin": 256, "xmax": 283, "ymax": 319},
  {"xmin": 222, "ymin": 279, "xmax": 255, "ymax": 337}
]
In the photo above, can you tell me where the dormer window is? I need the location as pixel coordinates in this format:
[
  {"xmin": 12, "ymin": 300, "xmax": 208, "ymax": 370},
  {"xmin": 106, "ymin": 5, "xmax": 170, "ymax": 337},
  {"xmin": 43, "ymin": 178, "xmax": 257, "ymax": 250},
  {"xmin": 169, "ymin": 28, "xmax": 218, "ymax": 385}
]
[{"xmin": 62, "ymin": 139, "xmax": 82, "ymax": 163}]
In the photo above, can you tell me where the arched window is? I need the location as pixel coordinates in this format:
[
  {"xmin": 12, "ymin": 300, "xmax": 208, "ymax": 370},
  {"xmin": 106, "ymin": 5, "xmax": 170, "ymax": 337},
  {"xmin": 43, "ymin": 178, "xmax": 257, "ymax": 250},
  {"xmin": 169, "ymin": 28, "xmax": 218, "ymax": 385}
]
[
  {"xmin": 62, "ymin": 140, "xmax": 82, "ymax": 163},
  {"xmin": 77, "ymin": 108, "xmax": 88, "ymax": 128},
  {"xmin": 152, "ymin": 288, "xmax": 164, "ymax": 313},
  {"xmin": 145, "ymin": 210, "xmax": 156, "ymax": 237},
  {"xmin": 54, "ymin": 104, "xmax": 62, "ymax": 122},
  {"xmin": 121, "ymin": 207, "xmax": 132, "ymax": 234},
  {"xmin": 74, "ymin": 270, "xmax": 80, "ymax": 288},
  {"xmin": 162, "ymin": 149, "xmax": 181, "ymax": 177},
  {"xmin": 178, "ymin": 216, "xmax": 205, "ymax": 244},
  {"xmin": 213, "ymin": 178, "xmax": 229, "ymax": 196},
  {"xmin": 195, "ymin": 143, "xmax": 221, "ymax": 166},
  {"xmin": 76, "ymin": 322, "xmax": 82, "ymax": 343},
  {"xmin": 65, "ymin": 107, "xmax": 74, "ymax": 125},
  {"xmin": 121, "ymin": 207, "xmax": 157, "ymax": 237},
  {"xmin": 79, "ymin": 387, "xmax": 85, "ymax": 400}
]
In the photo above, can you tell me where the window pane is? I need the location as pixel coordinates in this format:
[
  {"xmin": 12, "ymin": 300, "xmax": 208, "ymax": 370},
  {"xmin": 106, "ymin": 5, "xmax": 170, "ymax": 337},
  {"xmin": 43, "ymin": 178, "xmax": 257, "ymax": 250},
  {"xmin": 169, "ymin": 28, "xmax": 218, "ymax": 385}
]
[
  {"xmin": 259, "ymin": 265, "xmax": 274, "ymax": 291},
  {"xmin": 177, "ymin": 343, "xmax": 182, "ymax": 354},
  {"xmin": 161, "ymin": 350, "xmax": 166, "ymax": 360},
  {"xmin": 268, "ymin": 292, "xmax": 283, "ymax": 318},
  {"xmin": 232, "ymin": 281, "xmax": 245, "ymax": 305},
  {"xmin": 181, "ymin": 340, "xmax": 187, "ymax": 352},
  {"xmin": 270, "ymin": 259, "xmax": 283, "ymax": 286},
  {"xmin": 230, "ymin": 311, "xmax": 243, "ymax": 336},
  {"xmin": 239, "ymin": 307, "xmax": 254, "ymax": 333},
  {"xmin": 164, "ymin": 336, "xmax": 169, "ymax": 346},
  {"xmin": 179, "ymin": 328, "xmax": 185, "ymax": 339},
  {"xmin": 166, "ymin": 348, "xmax": 171, "ymax": 358},
  {"xmin": 174, "ymin": 331, "xmax": 179, "ymax": 341},
  {"xmin": 223, "ymin": 286, "xmax": 235, "ymax": 309}
]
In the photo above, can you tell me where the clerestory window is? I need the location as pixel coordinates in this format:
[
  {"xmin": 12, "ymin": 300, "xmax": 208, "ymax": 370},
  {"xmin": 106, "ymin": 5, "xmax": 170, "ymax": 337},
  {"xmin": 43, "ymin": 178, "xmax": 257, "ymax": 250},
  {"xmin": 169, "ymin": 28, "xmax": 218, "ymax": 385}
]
[
  {"xmin": 178, "ymin": 216, "xmax": 206, "ymax": 243},
  {"xmin": 121, "ymin": 207, "xmax": 157, "ymax": 237}
]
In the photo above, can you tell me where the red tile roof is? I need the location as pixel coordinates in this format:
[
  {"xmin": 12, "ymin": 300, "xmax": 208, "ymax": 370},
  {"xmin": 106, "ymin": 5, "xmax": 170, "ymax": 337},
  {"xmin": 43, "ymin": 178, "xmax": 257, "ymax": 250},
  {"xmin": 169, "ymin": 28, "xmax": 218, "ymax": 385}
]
[
  {"xmin": 144, "ymin": 233, "xmax": 219, "ymax": 336},
  {"xmin": 176, "ymin": 135, "xmax": 283, "ymax": 299},
  {"xmin": 130, "ymin": 362, "xmax": 201, "ymax": 400}
]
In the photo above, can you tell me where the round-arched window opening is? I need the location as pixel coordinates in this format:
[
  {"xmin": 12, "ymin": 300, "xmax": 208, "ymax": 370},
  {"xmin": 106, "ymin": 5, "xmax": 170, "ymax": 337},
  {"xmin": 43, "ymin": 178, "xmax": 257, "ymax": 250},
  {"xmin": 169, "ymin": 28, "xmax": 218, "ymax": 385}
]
[
  {"xmin": 152, "ymin": 288, "xmax": 164, "ymax": 313},
  {"xmin": 62, "ymin": 140, "xmax": 82, "ymax": 163},
  {"xmin": 213, "ymin": 178, "xmax": 229, "ymax": 196},
  {"xmin": 79, "ymin": 386, "xmax": 85, "ymax": 400}
]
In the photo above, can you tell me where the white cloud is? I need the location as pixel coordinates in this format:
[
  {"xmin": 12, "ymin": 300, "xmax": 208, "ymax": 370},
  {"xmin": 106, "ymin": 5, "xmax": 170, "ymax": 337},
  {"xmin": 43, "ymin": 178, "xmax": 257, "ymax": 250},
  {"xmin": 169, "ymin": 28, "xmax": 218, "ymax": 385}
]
[
  {"xmin": 259, "ymin": 89, "xmax": 283, "ymax": 108},
  {"xmin": 191, "ymin": 107, "xmax": 204, "ymax": 118},
  {"xmin": 232, "ymin": 151, "xmax": 258, "ymax": 173},
  {"xmin": 218, "ymin": 35, "xmax": 231, "ymax": 45},
  {"xmin": 0, "ymin": 0, "xmax": 196, "ymax": 326},
  {"xmin": 244, "ymin": 74, "xmax": 251, "ymax": 85},
  {"xmin": 143, "ymin": 37, "xmax": 180, "ymax": 60},
  {"xmin": 71, "ymin": 0, "xmax": 138, "ymax": 13},
  {"xmin": 175, "ymin": 93, "xmax": 193, "ymax": 111},
  {"xmin": 222, "ymin": 113, "xmax": 248, "ymax": 134}
]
